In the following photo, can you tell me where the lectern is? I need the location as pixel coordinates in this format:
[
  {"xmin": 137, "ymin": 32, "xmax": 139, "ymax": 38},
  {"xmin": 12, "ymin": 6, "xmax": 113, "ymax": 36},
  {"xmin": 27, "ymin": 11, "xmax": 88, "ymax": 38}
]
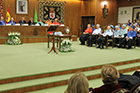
[{"xmin": 47, "ymin": 25, "xmax": 59, "ymax": 54}]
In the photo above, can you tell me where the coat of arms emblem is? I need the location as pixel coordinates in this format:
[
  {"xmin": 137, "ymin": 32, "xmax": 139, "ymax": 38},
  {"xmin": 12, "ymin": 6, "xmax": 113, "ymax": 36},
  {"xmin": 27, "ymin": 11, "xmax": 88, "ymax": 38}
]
[{"xmin": 49, "ymin": 7, "xmax": 55, "ymax": 19}]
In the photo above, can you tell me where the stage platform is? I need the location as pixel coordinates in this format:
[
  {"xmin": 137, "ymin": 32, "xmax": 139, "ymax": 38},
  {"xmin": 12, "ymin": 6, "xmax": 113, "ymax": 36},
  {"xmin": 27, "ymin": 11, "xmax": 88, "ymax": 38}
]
[{"xmin": 0, "ymin": 41, "xmax": 140, "ymax": 92}]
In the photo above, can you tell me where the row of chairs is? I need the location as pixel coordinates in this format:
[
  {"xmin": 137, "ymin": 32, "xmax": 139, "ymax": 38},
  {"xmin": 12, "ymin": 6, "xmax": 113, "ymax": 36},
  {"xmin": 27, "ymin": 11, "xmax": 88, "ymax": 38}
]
[{"xmin": 112, "ymin": 83, "xmax": 140, "ymax": 93}]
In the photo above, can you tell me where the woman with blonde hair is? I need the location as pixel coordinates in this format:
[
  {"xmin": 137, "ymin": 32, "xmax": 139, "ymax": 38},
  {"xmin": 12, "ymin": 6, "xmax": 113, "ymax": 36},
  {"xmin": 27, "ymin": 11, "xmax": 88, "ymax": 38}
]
[
  {"xmin": 90, "ymin": 65, "xmax": 121, "ymax": 93},
  {"xmin": 65, "ymin": 72, "xmax": 89, "ymax": 93}
]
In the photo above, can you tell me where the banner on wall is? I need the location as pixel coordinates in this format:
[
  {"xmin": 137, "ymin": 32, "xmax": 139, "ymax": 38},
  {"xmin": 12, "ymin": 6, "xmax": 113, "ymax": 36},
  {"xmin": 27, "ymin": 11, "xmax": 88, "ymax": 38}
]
[{"xmin": 39, "ymin": 1, "xmax": 65, "ymax": 23}]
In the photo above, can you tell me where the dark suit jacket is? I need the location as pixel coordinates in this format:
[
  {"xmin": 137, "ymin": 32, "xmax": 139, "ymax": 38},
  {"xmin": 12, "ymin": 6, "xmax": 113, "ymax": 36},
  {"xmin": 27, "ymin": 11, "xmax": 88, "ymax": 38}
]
[
  {"xmin": 19, "ymin": 20, "xmax": 26, "ymax": 25},
  {"xmin": 28, "ymin": 20, "xmax": 35, "ymax": 26}
]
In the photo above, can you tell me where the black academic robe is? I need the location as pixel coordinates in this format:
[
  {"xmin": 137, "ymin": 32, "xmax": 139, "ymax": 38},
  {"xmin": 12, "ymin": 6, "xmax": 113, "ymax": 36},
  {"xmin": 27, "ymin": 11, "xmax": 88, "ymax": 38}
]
[
  {"xmin": 19, "ymin": 20, "xmax": 26, "ymax": 25},
  {"xmin": 28, "ymin": 20, "xmax": 35, "ymax": 26}
]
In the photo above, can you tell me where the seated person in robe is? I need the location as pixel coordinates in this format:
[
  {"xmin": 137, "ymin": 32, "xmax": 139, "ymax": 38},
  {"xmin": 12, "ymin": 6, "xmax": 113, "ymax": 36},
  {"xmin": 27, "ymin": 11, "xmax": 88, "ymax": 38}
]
[
  {"xmin": 89, "ymin": 65, "xmax": 121, "ymax": 93},
  {"xmin": 28, "ymin": 18, "xmax": 35, "ymax": 26},
  {"xmin": 53, "ymin": 18, "xmax": 60, "ymax": 25},
  {"xmin": 118, "ymin": 24, "xmax": 128, "ymax": 48},
  {"xmin": 0, "ymin": 16, "xmax": 6, "ymax": 25},
  {"xmin": 119, "ymin": 26, "xmax": 137, "ymax": 49},
  {"xmin": 45, "ymin": 18, "xmax": 52, "ymax": 26},
  {"xmin": 136, "ymin": 28, "xmax": 140, "ymax": 47},
  {"xmin": 8, "ymin": 17, "xmax": 16, "ymax": 25},
  {"xmin": 87, "ymin": 24, "xmax": 101, "ymax": 47},
  {"xmin": 113, "ymin": 25, "xmax": 120, "ymax": 47},
  {"xmin": 96, "ymin": 26, "xmax": 113, "ymax": 49},
  {"xmin": 37, "ymin": 18, "xmax": 44, "ymax": 26},
  {"xmin": 79, "ymin": 24, "xmax": 93, "ymax": 45},
  {"xmin": 127, "ymin": 19, "xmax": 131, "ymax": 26},
  {"xmin": 19, "ymin": 16, "xmax": 26, "ymax": 25}
]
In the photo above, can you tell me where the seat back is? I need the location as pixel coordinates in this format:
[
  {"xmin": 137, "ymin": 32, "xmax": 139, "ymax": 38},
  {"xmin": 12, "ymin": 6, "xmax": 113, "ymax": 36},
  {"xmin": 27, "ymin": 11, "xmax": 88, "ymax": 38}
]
[
  {"xmin": 130, "ymin": 83, "xmax": 140, "ymax": 93},
  {"xmin": 111, "ymin": 88, "xmax": 131, "ymax": 93}
]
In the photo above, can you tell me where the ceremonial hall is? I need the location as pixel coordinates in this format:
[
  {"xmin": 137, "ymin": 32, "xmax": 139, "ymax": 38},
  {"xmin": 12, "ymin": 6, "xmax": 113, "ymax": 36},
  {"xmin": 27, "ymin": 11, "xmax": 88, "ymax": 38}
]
[{"xmin": 0, "ymin": 0, "xmax": 140, "ymax": 93}]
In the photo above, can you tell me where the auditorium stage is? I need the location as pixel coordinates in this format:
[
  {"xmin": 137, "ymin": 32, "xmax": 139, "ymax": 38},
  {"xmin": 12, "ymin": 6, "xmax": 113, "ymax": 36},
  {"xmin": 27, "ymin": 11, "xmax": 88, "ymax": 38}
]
[{"xmin": 0, "ymin": 41, "xmax": 140, "ymax": 80}]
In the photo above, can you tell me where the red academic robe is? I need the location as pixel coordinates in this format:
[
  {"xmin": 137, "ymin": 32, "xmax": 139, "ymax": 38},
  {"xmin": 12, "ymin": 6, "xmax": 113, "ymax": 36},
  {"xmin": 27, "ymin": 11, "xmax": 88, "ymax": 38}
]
[
  {"xmin": 53, "ymin": 22, "xmax": 60, "ymax": 25},
  {"xmin": 92, "ymin": 83, "xmax": 121, "ymax": 93},
  {"xmin": 84, "ymin": 28, "xmax": 93, "ymax": 34}
]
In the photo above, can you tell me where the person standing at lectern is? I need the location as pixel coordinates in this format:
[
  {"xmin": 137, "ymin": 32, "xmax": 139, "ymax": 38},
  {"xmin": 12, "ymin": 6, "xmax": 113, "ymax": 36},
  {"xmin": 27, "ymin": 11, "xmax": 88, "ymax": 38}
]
[
  {"xmin": 0, "ymin": 16, "xmax": 6, "ymax": 25},
  {"xmin": 19, "ymin": 16, "xmax": 26, "ymax": 25},
  {"xmin": 28, "ymin": 18, "xmax": 35, "ymax": 26}
]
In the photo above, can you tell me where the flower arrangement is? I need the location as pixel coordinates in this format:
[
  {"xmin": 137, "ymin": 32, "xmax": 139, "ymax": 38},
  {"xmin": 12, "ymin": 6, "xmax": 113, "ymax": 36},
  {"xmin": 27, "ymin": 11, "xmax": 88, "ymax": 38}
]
[
  {"xmin": 5, "ymin": 32, "xmax": 22, "ymax": 45},
  {"xmin": 60, "ymin": 39, "xmax": 74, "ymax": 52}
]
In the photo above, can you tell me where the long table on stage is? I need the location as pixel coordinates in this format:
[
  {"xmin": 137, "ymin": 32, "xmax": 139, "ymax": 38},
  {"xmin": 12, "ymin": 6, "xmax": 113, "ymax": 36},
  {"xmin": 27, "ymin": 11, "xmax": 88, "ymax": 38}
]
[{"xmin": 0, "ymin": 26, "xmax": 65, "ymax": 44}]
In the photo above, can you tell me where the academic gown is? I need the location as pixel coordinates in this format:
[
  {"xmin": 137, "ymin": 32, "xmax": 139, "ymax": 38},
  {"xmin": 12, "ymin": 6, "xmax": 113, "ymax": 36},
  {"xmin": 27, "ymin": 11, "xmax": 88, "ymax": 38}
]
[
  {"xmin": 0, "ymin": 20, "xmax": 6, "ymax": 25},
  {"xmin": 28, "ymin": 20, "xmax": 35, "ymax": 26},
  {"xmin": 87, "ymin": 28, "xmax": 102, "ymax": 46},
  {"xmin": 120, "ymin": 30, "xmax": 137, "ymax": 48},
  {"xmin": 113, "ymin": 30, "xmax": 120, "ymax": 46},
  {"xmin": 19, "ymin": 20, "xmax": 26, "ymax": 25},
  {"xmin": 97, "ymin": 29, "xmax": 113, "ymax": 46},
  {"xmin": 79, "ymin": 28, "xmax": 93, "ymax": 45},
  {"xmin": 8, "ymin": 20, "xmax": 16, "ymax": 25}
]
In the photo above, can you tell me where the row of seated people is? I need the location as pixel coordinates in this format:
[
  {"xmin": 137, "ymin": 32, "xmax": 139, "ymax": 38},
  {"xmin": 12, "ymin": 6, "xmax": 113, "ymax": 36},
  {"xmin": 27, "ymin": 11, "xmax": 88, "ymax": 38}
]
[
  {"xmin": 79, "ymin": 23, "xmax": 140, "ymax": 49},
  {"xmin": 0, "ymin": 16, "xmax": 62, "ymax": 26},
  {"xmin": 65, "ymin": 65, "xmax": 140, "ymax": 93}
]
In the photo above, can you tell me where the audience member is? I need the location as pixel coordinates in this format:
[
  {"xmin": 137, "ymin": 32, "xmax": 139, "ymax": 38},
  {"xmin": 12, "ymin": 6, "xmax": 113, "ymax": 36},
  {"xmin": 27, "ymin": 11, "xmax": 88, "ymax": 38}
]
[
  {"xmin": 96, "ymin": 26, "xmax": 113, "ymax": 49},
  {"xmin": 65, "ymin": 72, "xmax": 89, "ymax": 93},
  {"xmin": 79, "ymin": 24, "xmax": 92, "ymax": 45},
  {"xmin": 87, "ymin": 24, "xmax": 101, "ymax": 47},
  {"xmin": 89, "ymin": 65, "xmax": 121, "ymax": 93}
]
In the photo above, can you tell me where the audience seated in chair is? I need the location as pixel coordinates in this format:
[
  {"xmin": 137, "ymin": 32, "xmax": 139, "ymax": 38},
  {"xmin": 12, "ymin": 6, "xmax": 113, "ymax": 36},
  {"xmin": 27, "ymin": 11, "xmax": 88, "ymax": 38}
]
[
  {"xmin": 118, "ymin": 24, "xmax": 128, "ymax": 48},
  {"xmin": 87, "ymin": 24, "xmax": 101, "ymax": 47},
  {"xmin": 113, "ymin": 25, "xmax": 120, "ymax": 47},
  {"xmin": 79, "ymin": 24, "xmax": 93, "ymax": 45},
  {"xmin": 96, "ymin": 26, "xmax": 113, "ymax": 49},
  {"xmin": 65, "ymin": 72, "xmax": 89, "ymax": 93},
  {"xmin": 119, "ymin": 26, "xmax": 137, "ymax": 49},
  {"xmin": 89, "ymin": 65, "xmax": 121, "ymax": 93}
]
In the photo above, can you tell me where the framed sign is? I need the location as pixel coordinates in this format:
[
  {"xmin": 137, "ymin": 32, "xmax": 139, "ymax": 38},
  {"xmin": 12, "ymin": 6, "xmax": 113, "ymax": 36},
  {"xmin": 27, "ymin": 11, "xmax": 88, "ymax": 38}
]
[
  {"xmin": 16, "ymin": 0, "xmax": 28, "ymax": 14},
  {"xmin": 132, "ymin": 7, "xmax": 140, "ymax": 21}
]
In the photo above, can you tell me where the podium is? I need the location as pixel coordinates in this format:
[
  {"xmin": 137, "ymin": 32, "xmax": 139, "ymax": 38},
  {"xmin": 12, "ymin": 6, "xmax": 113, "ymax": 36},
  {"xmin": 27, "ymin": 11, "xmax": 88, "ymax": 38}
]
[{"xmin": 47, "ymin": 25, "xmax": 59, "ymax": 54}]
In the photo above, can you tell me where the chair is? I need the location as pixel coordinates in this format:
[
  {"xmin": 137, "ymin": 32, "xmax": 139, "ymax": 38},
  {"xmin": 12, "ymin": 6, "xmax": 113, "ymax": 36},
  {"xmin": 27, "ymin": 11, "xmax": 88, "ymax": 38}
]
[
  {"xmin": 130, "ymin": 82, "xmax": 140, "ymax": 93},
  {"xmin": 106, "ymin": 35, "xmax": 114, "ymax": 49},
  {"xmin": 111, "ymin": 88, "xmax": 131, "ymax": 93}
]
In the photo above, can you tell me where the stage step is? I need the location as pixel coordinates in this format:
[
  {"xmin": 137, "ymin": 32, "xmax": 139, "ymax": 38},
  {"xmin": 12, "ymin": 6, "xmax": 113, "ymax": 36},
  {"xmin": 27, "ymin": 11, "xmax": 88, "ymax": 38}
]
[
  {"xmin": 27, "ymin": 71, "xmax": 135, "ymax": 93},
  {"xmin": 0, "ymin": 62, "xmax": 140, "ymax": 93},
  {"xmin": 0, "ymin": 59, "xmax": 139, "ymax": 85}
]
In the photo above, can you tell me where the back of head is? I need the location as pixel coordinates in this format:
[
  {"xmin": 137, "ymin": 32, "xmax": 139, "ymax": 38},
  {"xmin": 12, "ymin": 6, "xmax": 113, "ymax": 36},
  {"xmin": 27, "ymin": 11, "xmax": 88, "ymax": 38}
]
[
  {"xmin": 65, "ymin": 72, "xmax": 89, "ymax": 93},
  {"xmin": 101, "ymin": 65, "xmax": 119, "ymax": 86}
]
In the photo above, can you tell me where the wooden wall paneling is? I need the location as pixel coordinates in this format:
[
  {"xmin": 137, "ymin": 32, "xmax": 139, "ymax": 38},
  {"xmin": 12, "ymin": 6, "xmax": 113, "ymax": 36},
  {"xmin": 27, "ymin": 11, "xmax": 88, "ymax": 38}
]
[
  {"xmin": 95, "ymin": 0, "xmax": 118, "ymax": 27},
  {"xmin": 3, "ymin": 0, "xmax": 81, "ymax": 36},
  {"xmin": 117, "ymin": 0, "xmax": 140, "ymax": 7}
]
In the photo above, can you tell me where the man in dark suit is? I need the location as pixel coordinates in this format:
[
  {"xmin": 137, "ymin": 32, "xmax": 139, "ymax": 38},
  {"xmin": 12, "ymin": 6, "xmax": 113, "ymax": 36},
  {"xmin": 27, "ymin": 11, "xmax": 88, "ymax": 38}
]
[
  {"xmin": 19, "ymin": 17, "xmax": 26, "ymax": 25},
  {"xmin": 28, "ymin": 18, "xmax": 35, "ymax": 26}
]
